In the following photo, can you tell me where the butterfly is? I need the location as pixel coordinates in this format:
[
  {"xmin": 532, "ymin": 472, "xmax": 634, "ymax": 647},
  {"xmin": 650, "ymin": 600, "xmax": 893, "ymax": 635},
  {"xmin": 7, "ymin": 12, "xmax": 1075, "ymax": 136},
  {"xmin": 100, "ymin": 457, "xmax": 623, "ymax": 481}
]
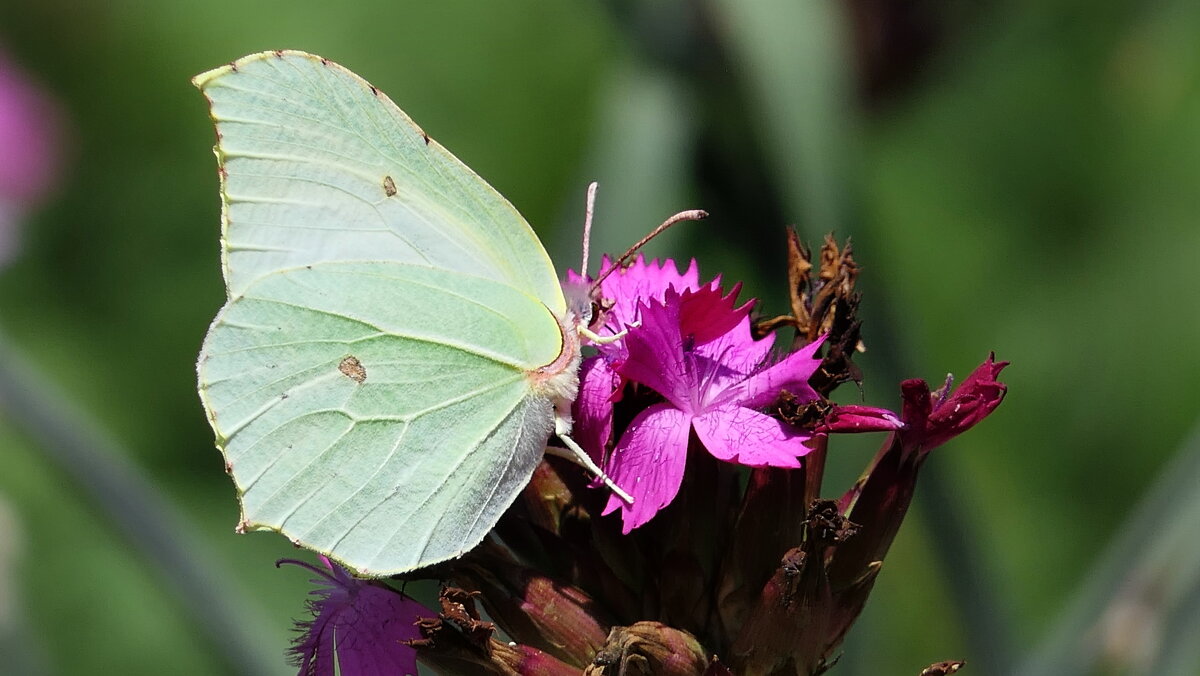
[{"xmin": 195, "ymin": 50, "xmax": 636, "ymax": 577}]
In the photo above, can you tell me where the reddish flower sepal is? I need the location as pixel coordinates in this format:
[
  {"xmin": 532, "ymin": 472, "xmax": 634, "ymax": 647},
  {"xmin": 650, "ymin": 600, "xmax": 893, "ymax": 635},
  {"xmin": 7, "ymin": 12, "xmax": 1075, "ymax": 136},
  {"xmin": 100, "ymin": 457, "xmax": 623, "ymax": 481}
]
[
  {"xmin": 819, "ymin": 404, "xmax": 904, "ymax": 434},
  {"xmin": 280, "ymin": 556, "xmax": 430, "ymax": 676}
]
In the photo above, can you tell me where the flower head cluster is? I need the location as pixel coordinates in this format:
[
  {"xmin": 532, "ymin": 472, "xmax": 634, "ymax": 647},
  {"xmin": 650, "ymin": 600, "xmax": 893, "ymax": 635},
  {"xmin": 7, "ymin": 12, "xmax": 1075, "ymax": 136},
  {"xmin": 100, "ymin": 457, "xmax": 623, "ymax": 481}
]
[
  {"xmin": 277, "ymin": 236, "xmax": 1010, "ymax": 676},
  {"xmin": 570, "ymin": 257, "xmax": 827, "ymax": 532}
]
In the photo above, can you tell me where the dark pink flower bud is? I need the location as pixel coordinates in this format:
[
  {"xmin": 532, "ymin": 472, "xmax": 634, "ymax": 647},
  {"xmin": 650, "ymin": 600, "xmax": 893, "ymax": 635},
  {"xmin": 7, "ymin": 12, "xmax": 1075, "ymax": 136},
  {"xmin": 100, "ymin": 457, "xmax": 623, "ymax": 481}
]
[{"xmin": 900, "ymin": 354, "xmax": 1008, "ymax": 454}]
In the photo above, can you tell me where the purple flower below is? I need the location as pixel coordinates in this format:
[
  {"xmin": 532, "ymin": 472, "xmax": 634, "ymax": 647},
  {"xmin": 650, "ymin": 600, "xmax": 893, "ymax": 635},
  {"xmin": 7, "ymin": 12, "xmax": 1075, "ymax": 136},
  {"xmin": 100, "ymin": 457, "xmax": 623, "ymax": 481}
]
[{"xmin": 280, "ymin": 556, "xmax": 428, "ymax": 676}]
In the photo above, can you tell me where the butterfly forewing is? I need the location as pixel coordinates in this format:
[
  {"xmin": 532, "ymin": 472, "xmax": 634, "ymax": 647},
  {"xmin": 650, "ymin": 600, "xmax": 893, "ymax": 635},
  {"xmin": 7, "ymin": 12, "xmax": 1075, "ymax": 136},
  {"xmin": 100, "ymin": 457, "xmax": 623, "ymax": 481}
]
[{"xmin": 195, "ymin": 50, "xmax": 565, "ymax": 315}]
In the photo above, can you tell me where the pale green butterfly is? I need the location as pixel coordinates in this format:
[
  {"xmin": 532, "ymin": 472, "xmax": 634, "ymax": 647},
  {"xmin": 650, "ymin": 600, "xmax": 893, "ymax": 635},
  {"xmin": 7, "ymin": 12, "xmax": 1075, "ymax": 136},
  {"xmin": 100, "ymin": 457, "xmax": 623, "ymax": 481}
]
[{"xmin": 194, "ymin": 50, "xmax": 640, "ymax": 577}]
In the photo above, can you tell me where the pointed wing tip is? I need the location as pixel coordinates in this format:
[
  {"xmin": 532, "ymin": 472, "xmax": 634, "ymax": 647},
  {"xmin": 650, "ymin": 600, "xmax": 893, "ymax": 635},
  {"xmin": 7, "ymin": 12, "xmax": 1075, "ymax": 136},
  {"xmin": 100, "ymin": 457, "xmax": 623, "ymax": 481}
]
[{"xmin": 192, "ymin": 49, "xmax": 328, "ymax": 89}]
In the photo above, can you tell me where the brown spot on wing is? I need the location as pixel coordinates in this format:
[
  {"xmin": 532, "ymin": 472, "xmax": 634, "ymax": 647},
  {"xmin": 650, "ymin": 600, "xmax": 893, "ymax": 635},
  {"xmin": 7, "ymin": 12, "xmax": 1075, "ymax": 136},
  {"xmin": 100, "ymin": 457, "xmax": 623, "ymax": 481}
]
[
  {"xmin": 382, "ymin": 175, "xmax": 397, "ymax": 197},
  {"xmin": 339, "ymin": 355, "xmax": 367, "ymax": 383}
]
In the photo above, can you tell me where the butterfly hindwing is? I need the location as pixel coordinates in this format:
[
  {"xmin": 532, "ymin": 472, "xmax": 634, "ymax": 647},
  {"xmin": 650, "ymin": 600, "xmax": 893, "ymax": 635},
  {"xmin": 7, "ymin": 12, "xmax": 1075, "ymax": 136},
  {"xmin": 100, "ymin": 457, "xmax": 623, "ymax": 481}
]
[{"xmin": 198, "ymin": 261, "xmax": 562, "ymax": 574}]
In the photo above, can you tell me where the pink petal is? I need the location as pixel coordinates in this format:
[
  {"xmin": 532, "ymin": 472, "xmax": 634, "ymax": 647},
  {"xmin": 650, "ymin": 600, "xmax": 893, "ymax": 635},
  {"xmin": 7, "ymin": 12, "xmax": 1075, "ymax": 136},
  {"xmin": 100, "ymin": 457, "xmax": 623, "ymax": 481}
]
[
  {"xmin": 678, "ymin": 282, "xmax": 754, "ymax": 345},
  {"xmin": 598, "ymin": 255, "xmax": 700, "ymax": 302},
  {"xmin": 596, "ymin": 256, "xmax": 700, "ymax": 335},
  {"xmin": 572, "ymin": 356, "xmax": 618, "ymax": 464},
  {"xmin": 618, "ymin": 299, "xmax": 696, "ymax": 413},
  {"xmin": 735, "ymin": 335, "xmax": 826, "ymax": 408},
  {"xmin": 693, "ymin": 315, "xmax": 775, "ymax": 394},
  {"xmin": 693, "ymin": 406, "xmax": 812, "ymax": 468},
  {"xmin": 602, "ymin": 404, "xmax": 692, "ymax": 533}
]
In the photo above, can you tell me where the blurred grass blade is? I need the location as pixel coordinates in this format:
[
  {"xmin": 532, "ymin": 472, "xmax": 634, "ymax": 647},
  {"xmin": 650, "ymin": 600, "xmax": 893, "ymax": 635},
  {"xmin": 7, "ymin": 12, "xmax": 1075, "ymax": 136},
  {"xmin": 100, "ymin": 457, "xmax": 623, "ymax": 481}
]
[
  {"xmin": 553, "ymin": 54, "xmax": 693, "ymax": 264},
  {"xmin": 1017, "ymin": 419, "xmax": 1200, "ymax": 676},
  {"xmin": 708, "ymin": 0, "xmax": 854, "ymax": 238},
  {"xmin": 0, "ymin": 330, "xmax": 280, "ymax": 676}
]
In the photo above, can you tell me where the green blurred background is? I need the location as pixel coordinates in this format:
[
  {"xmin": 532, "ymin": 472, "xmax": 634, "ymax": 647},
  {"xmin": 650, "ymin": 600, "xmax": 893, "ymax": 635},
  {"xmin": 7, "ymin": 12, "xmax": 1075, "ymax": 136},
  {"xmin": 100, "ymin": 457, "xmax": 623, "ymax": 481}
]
[{"xmin": 1, "ymin": 1, "xmax": 1198, "ymax": 674}]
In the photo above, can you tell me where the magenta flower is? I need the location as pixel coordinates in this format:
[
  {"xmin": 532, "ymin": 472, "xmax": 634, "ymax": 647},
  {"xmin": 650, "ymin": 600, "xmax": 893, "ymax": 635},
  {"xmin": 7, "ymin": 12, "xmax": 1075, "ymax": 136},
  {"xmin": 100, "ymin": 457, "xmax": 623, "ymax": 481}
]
[
  {"xmin": 0, "ymin": 49, "xmax": 63, "ymax": 265},
  {"xmin": 576, "ymin": 268, "xmax": 825, "ymax": 531},
  {"xmin": 280, "ymin": 556, "xmax": 428, "ymax": 676}
]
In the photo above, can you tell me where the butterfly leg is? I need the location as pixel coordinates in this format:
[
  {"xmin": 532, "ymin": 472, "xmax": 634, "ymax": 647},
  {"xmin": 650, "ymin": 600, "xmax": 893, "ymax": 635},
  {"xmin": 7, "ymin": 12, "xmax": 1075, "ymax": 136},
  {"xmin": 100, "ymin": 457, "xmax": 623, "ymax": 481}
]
[
  {"xmin": 579, "ymin": 322, "xmax": 639, "ymax": 345},
  {"xmin": 547, "ymin": 420, "xmax": 634, "ymax": 504}
]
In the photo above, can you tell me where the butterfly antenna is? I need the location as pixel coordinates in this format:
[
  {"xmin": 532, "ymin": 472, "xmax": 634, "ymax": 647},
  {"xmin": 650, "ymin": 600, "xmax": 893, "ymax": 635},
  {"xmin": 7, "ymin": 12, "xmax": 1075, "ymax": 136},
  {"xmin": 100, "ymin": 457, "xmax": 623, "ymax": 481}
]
[
  {"xmin": 589, "ymin": 208, "xmax": 708, "ymax": 292},
  {"xmin": 580, "ymin": 181, "xmax": 598, "ymax": 277}
]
